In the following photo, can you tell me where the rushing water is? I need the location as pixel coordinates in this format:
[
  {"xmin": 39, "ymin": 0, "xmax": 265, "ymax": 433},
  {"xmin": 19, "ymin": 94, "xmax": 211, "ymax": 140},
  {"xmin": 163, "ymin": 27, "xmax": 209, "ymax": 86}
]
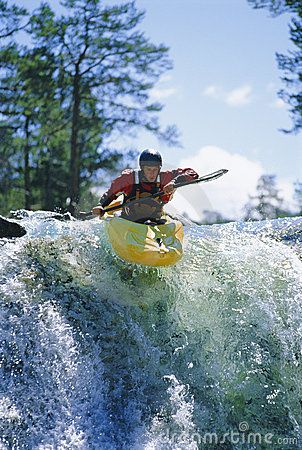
[{"xmin": 0, "ymin": 213, "xmax": 302, "ymax": 449}]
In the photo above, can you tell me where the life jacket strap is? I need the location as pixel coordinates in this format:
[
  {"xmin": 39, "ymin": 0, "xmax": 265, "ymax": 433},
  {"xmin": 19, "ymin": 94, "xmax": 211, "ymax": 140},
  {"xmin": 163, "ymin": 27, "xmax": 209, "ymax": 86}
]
[
  {"xmin": 123, "ymin": 169, "xmax": 162, "ymax": 204},
  {"xmin": 133, "ymin": 169, "xmax": 161, "ymax": 198},
  {"xmin": 134, "ymin": 169, "xmax": 140, "ymax": 199}
]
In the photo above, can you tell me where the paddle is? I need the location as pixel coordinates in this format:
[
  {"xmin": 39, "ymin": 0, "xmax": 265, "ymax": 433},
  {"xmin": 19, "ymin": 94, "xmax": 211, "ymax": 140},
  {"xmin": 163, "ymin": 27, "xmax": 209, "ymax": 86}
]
[
  {"xmin": 79, "ymin": 168, "xmax": 228, "ymax": 219},
  {"xmin": 155, "ymin": 168, "xmax": 228, "ymax": 197}
]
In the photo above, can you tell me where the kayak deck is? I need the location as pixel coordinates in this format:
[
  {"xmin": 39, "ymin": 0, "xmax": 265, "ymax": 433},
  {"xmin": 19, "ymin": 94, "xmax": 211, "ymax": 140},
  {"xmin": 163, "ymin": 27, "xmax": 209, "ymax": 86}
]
[{"xmin": 104, "ymin": 216, "xmax": 184, "ymax": 266}]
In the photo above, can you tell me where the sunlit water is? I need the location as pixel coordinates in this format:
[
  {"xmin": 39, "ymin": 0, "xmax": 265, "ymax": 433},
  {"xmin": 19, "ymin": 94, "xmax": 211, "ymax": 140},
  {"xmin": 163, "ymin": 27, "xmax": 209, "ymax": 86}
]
[{"xmin": 0, "ymin": 213, "xmax": 302, "ymax": 449}]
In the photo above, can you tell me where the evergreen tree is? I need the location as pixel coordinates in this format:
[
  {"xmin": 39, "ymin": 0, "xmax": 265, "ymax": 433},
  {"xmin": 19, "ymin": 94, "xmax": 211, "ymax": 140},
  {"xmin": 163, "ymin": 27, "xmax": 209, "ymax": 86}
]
[
  {"xmin": 0, "ymin": 2, "xmax": 29, "ymax": 211},
  {"xmin": 0, "ymin": 0, "xmax": 28, "ymax": 39},
  {"xmin": 0, "ymin": 124, "xmax": 24, "ymax": 213},
  {"xmin": 201, "ymin": 209, "xmax": 229, "ymax": 225},
  {"xmin": 0, "ymin": 0, "xmax": 178, "ymax": 215},
  {"xmin": 29, "ymin": 0, "xmax": 179, "ymax": 214},
  {"xmin": 244, "ymin": 174, "xmax": 285, "ymax": 220},
  {"xmin": 247, "ymin": 0, "xmax": 302, "ymax": 133},
  {"xmin": 0, "ymin": 41, "xmax": 62, "ymax": 210},
  {"xmin": 294, "ymin": 180, "xmax": 302, "ymax": 214}
]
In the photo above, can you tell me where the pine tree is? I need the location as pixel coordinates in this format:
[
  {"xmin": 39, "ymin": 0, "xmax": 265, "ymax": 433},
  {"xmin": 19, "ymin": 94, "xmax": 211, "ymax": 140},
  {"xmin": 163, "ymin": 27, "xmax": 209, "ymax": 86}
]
[
  {"xmin": 244, "ymin": 174, "xmax": 285, "ymax": 220},
  {"xmin": 202, "ymin": 210, "xmax": 228, "ymax": 225},
  {"xmin": 0, "ymin": 124, "xmax": 24, "ymax": 212},
  {"xmin": 29, "ymin": 0, "xmax": 179, "ymax": 214},
  {"xmin": 0, "ymin": 0, "xmax": 28, "ymax": 39},
  {"xmin": 0, "ymin": 0, "xmax": 178, "ymax": 215},
  {"xmin": 294, "ymin": 180, "xmax": 302, "ymax": 214},
  {"xmin": 0, "ymin": 2, "xmax": 30, "ymax": 210},
  {"xmin": 0, "ymin": 41, "xmax": 62, "ymax": 210}
]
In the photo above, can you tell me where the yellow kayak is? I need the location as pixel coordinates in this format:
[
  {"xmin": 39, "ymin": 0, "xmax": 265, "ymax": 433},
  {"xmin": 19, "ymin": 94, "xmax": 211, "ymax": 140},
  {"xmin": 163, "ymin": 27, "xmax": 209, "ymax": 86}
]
[{"xmin": 104, "ymin": 215, "xmax": 184, "ymax": 267}]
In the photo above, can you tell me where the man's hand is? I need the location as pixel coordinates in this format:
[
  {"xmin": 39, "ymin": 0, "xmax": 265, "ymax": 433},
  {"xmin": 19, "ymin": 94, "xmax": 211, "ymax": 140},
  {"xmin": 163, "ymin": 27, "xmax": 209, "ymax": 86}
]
[
  {"xmin": 92, "ymin": 205, "xmax": 105, "ymax": 217},
  {"xmin": 163, "ymin": 181, "xmax": 176, "ymax": 195}
]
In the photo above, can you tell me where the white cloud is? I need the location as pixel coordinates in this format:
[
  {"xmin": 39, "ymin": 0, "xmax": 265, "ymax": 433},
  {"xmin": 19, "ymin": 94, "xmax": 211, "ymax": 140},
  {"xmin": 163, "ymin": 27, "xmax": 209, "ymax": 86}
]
[
  {"xmin": 149, "ymin": 74, "xmax": 178, "ymax": 100},
  {"xmin": 202, "ymin": 85, "xmax": 221, "ymax": 99},
  {"xmin": 271, "ymin": 98, "xmax": 286, "ymax": 109},
  {"xmin": 225, "ymin": 84, "xmax": 252, "ymax": 106},
  {"xmin": 158, "ymin": 74, "xmax": 172, "ymax": 84},
  {"xmin": 170, "ymin": 145, "xmax": 297, "ymax": 221},
  {"xmin": 171, "ymin": 146, "xmax": 264, "ymax": 220},
  {"xmin": 279, "ymin": 179, "xmax": 296, "ymax": 211},
  {"xmin": 150, "ymin": 87, "xmax": 177, "ymax": 100},
  {"xmin": 202, "ymin": 84, "xmax": 253, "ymax": 107}
]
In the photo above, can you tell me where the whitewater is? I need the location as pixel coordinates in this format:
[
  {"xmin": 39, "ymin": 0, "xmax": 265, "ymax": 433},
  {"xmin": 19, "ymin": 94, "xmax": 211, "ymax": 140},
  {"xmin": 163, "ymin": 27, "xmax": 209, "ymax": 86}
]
[{"xmin": 0, "ymin": 212, "xmax": 302, "ymax": 449}]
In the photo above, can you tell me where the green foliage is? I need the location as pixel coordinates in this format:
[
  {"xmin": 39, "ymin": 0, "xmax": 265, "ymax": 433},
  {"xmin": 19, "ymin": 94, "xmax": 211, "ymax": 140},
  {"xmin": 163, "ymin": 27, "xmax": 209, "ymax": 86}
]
[
  {"xmin": 244, "ymin": 175, "xmax": 286, "ymax": 220},
  {"xmin": 247, "ymin": 0, "xmax": 301, "ymax": 16},
  {"xmin": 0, "ymin": 125, "xmax": 24, "ymax": 213},
  {"xmin": 0, "ymin": 0, "xmax": 178, "ymax": 215},
  {"xmin": 0, "ymin": 0, "xmax": 28, "ymax": 39}
]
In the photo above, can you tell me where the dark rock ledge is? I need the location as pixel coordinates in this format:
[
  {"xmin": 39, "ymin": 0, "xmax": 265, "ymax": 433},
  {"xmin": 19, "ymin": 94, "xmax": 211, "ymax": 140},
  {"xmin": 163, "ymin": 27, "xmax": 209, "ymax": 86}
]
[{"xmin": 0, "ymin": 216, "xmax": 27, "ymax": 239}]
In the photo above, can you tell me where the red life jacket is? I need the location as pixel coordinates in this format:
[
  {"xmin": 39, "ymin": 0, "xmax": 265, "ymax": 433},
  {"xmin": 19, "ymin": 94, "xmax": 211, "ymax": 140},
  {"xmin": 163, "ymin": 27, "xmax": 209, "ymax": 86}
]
[
  {"xmin": 124, "ymin": 169, "xmax": 162, "ymax": 202},
  {"xmin": 121, "ymin": 170, "xmax": 164, "ymax": 222}
]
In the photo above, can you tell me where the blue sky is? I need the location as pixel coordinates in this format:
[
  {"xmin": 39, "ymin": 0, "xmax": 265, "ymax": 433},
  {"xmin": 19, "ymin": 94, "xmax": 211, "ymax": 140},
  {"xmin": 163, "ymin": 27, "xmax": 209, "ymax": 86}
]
[
  {"xmin": 129, "ymin": 0, "xmax": 302, "ymax": 218},
  {"xmin": 10, "ymin": 0, "xmax": 302, "ymax": 219},
  {"xmin": 135, "ymin": 0, "xmax": 299, "ymax": 161}
]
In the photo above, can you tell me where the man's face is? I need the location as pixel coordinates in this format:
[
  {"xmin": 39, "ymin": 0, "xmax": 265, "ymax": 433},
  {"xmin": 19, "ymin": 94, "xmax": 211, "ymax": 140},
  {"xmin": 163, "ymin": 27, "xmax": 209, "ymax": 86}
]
[{"xmin": 142, "ymin": 165, "xmax": 160, "ymax": 182}]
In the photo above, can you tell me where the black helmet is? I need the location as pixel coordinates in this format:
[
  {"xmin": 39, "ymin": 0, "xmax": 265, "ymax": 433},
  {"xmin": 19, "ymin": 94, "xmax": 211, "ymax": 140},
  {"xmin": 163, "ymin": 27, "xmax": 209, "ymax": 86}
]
[{"xmin": 139, "ymin": 149, "xmax": 162, "ymax": 167}]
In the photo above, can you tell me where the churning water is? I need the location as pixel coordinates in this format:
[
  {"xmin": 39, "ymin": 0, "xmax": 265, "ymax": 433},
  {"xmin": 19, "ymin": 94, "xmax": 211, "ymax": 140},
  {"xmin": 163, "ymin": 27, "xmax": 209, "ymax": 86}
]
[{"xmin": 0, "ymin": 213, "xmax": 302, "ymax": 449}]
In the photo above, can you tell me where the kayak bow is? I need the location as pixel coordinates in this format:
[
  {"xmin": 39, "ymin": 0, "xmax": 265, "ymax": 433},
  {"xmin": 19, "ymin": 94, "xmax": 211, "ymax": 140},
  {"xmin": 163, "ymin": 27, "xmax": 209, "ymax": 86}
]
[{"xmin": 105, "ymin": 215, "xmax": 184, "ymax": 267}]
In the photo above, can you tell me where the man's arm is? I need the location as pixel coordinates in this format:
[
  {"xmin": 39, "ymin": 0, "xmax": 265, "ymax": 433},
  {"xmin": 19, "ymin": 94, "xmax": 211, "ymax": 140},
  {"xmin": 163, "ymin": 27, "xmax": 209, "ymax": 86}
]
[
  {"xmin": 160, "ymin": 168, "xmax": 199, "ymax": 198},
  {"xmin": 98, "ymin": 171, "xmax": 134, "ymax": 207},
  {"xmin": 171, "ymin": 168, "xmax": 199, "ymax": 184},
  {"xmin": 92, "ymin": 172, "xmax": 133, "ymax": 217}
]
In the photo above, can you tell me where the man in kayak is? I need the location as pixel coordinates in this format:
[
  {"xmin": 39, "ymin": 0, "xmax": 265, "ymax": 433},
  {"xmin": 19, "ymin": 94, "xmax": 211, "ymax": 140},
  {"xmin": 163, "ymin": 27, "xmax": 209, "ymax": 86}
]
[{"xmin": 92, "ymin": 149, "xmax": 199, "ymax": 223}]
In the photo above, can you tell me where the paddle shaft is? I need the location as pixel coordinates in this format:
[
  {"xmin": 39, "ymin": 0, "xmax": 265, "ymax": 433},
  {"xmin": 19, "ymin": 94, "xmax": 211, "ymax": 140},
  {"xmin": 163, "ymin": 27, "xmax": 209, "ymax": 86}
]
[{"xmin": 102, "ymin": 168, "xmax": 228, "ymax": 213}]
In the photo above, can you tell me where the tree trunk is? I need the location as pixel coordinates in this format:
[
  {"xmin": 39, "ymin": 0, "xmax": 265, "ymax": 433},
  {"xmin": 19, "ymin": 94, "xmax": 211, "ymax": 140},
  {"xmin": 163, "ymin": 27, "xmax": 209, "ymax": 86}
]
[
  {"xmin": 44, "ymin": 149, "xmax": 53, "ymax": 211},
  {"xmin": 24, "ymin": 115, "xmax": 31, "ymax": 210},
  {"xmin": 69, "ymin": 66, "xmax": 81, "ymax": 215}
]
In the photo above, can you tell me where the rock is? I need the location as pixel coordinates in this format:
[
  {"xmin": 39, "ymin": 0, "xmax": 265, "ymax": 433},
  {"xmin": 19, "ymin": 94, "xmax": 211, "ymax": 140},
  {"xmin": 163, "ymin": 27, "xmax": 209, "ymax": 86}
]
[
  {"xmin": 0, "ymin": 216, "xmax": 27, "ymax": 238},
  {"xmin": 53, "ymin": 212, "xmax": 74, "ymax": 221}
]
